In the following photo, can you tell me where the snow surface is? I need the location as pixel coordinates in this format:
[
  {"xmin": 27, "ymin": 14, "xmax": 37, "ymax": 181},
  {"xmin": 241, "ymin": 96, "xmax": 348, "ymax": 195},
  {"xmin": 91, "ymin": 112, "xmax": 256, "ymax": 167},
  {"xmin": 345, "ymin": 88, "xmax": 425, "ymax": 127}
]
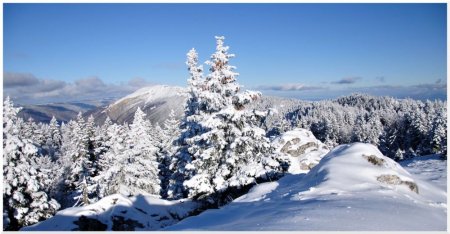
[
  {"xmin": 400, "ymin": 154, "xmax": 447, "ymax": 191},
  {"xmin": 21, "ymin": 143, "xmax": 447, "ymax": 231},
  {"xmin": 21, "ymin": 194, "xmax": 200, "ymax": 231},
  {"xmin": 166, "ymin": 143, "xmax": 447, "ymax": 231}
]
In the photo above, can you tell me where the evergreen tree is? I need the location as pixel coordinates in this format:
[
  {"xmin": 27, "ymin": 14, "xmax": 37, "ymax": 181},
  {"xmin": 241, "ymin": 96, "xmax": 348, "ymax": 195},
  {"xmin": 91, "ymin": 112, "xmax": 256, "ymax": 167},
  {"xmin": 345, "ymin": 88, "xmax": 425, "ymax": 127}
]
[
  {"xmin": 122, "ymin": 107, "xmax": 161, "ymax": 196},
  {"xmin": 60, "ymin": 113, "xmax": 95, "ymax": 207},
  {"xmin": 96, "ymin": 109, "xmax": 161, "ymax": 197},
  {"xmin": 430, "ymin": 110, "xmax": 447, "ymax": 156},
  {"xmin": 94, "ymin": 120, "xmax": 128, "ymax": 198},
  {"xmin": 43, "ymin": 116, "xmax": 62, "ymax": 159},
  {"xmin": 170, "ymin": 36, "xmax": 283, "ymax": 202},
  {"xmin": 3, "ymin": 97, "xmax": 60, "ymax": 230},
  {"xmin": 158, "ymin": 109, "xmax": 181, "ymax": 198},
  {"xmin": 167, "ymin": 48, "xmax": 206, "ymax": 199}
]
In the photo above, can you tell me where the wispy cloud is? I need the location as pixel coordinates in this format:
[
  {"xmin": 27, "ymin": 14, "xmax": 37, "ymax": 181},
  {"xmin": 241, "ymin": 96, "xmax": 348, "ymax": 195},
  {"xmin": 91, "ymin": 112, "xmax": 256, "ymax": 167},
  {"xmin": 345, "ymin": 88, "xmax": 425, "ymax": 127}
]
[
  {"xmin": 344, "ymin": 82, "xmax": 447, "ymax": 100},
  {"xmin": 3, "ymin": 72, "xmax": 156, "ymax": 104},
  {"xmin": 256, "ymin": 81, "xmax": 446, "ymax": 101},
  {"xmin": 4, "ymin": 72, "xmax": 39, "ymax": 87},
  {"xmin": 255, "ymin": 83, "xmax": 325, "ymax": 91},
  {"xmin": 375, "ymin": 76, "xmax": 385, "ymax": 83},
  {"xmin": 332, "ymin": 76, "xmax": 362, "ymax": 84}
]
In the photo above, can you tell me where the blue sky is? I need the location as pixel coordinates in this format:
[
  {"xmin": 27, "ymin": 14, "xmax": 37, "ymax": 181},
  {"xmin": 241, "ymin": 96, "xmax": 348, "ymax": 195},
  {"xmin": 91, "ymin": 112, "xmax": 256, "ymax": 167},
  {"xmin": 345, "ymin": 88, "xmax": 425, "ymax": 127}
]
[{"xmin": 4, "ymin": 3, "xmax": 447, "ymax": 104}]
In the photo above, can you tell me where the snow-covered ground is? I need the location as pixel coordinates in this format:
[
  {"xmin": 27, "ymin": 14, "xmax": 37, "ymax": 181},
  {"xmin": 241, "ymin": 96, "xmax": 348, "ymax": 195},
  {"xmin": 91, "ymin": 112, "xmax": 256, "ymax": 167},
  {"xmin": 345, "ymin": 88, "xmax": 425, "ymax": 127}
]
[
  {"xmin": 166, "ymin": 143, "xmax": 447, "ymax": 231},
  {"xmin": 22, "ymin": 194, "xmax": 200, "ymax": 231},
  {"xmin": 400, "ymin": 154, "xmax": 447, "ymax": 191},
  {"xmin": 21, "ymin": 143, "xmax": 447, "ymax": 231}
]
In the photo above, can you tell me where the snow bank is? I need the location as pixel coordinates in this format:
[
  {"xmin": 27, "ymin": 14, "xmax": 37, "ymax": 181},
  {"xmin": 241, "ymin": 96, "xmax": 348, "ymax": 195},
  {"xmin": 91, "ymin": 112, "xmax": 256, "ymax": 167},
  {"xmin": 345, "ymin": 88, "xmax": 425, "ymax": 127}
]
[
  {"xmin": 295, "ymin": 143, "xmax": 419, "ymax": 198},
  {"xmin": 166, "ymin": 143, "xmax": 447, "ymax": 231},
  {"xmin": 22, "ymin": 194, "xmax": 200, "ymax": 231},
  {"xmin": 271, "ymin": 128, "xmax": 329, "ymax": 174}
]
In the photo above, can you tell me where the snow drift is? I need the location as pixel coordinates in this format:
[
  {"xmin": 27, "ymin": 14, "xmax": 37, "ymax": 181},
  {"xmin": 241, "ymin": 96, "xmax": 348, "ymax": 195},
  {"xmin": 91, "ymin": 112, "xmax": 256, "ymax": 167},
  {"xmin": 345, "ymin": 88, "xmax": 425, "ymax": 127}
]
[{"xmin": 166, "ymin": 143, "xmax": 447, "ymax": 231}]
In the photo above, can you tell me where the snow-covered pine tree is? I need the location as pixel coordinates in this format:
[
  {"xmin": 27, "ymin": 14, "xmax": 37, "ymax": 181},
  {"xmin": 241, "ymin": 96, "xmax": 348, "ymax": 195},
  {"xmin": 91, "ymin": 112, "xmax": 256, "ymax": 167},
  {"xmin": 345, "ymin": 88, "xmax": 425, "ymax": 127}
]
[
  {"xmin": 185, "ymin": 48, "xmax": 204, "ymax": 116},
  {"xmin": 430, "ymin": 109, "xmax": 447, "ymax": 157},
  {"xmin": 3, "ymin": 97, "xmax": 60, "ymax": 230},
  {"xmin": 158, "ymin": 109, "xmax": 181, "ymax": 198},
  {"xmin": 172, "ymin": 36, "xmax": 284, "ymax": 202},
  {"xmin": 94, "ymin": 120, "xmax": 129, "ymax": 198},
  {"xmin": 59, "ymin": 113, "xmax": 97, "ymax": 207},
  {"xmin": 167, "ymin": 48, "xmax": 206, "ymax": 199},
  {"xmin": 43, "ymin": 116, "xmax": 62, "ymax": 160},
  {"xmin": 94, "ymin": 117, "xmax": 113, "ymax": 173},
  {"xmin": 122, "ymin": 107, "xmax": 161, "ymax": 195},
  {"xmin": 96, "ymin": 108, "xmax": 161, "ymax": 197}
]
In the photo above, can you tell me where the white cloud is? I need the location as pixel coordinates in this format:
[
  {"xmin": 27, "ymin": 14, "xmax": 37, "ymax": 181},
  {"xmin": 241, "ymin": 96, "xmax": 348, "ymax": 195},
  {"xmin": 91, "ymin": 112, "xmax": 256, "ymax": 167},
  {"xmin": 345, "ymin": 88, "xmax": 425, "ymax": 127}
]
[
  {"xmin": 3, "ymin": 72, "xmax": 155, "ymax": 104},
  {"xmin": 332, "ymin": 76, "xmax": 362, "ymax": 84},
  {"xmin": 256, "ymin": 83, "xmax": 325, "ymax": 91}
]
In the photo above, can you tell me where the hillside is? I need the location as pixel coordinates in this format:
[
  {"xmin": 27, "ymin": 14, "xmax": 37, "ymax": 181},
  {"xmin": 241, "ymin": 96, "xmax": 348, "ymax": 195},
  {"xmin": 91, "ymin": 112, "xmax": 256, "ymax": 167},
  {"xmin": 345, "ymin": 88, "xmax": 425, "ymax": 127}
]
[
  {"xmin": 85, "ymin": 85, "xmax": 187, "ymax": 125},
  {"xmin": 17, "ymin": 100, "xmax": 112, "ymax": 123},
  {"xmin": 15, "ymin": 85, "xmax": 188, "ymax": 125},
  {"xmin": 22, "ymin": 143, "xmax": 447, "ymax": 231},
  {"xmin": 166, "ymin": 143, "xmax": 447, "ymax": 231}
]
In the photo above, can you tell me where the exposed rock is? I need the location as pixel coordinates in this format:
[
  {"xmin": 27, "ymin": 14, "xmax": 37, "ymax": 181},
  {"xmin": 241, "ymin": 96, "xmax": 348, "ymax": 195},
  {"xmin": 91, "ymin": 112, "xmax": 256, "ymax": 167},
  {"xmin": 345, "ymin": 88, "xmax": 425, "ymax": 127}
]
[
  {"xmin": 282, "ymin": 141, "xmax": 319, "ymax": 157},
  {"xmin": 377, "ymin": 174, "xmax": 419, "ymax": 194},
  {"xmin": 363, "ymin": 154, "xmax": 386, "ymax": 167},
  {"xmin": 72, "ymin": 215, "xmax": 107, "ymax": 231},
  {"xmin": 300, "ymin": 162, "xmax": 316, "ymax": 171},
  {"xmin": 112, "ymin": 215, "xmax": 145, "ymax": 231},
  {"xmin": 272, "ymin": 128, "xmax": 329, "ymax": 174}
]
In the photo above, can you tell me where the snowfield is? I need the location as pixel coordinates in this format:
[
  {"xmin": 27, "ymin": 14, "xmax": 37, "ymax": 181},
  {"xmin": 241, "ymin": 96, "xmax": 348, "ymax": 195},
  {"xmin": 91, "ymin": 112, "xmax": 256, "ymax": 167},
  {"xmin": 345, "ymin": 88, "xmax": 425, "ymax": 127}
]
[
  {"xmin": 21, "ymin": 143, "xmax": 447, "ymax": 231},
  {"xmin": 166, "ymin": 143, "xmax": 447, "ymax": 231}
]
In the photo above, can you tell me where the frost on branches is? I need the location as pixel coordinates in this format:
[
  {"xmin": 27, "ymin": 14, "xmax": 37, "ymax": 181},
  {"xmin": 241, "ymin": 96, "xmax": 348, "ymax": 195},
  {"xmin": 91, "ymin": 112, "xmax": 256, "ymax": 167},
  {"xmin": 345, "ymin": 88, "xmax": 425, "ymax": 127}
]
[
  {"xmin": 123, "ymin": 107, "xmax": 161, "ymax": 196},
  {"xmin": 94, "ymin": 108, "xmax": 161, "ymax": 198},
  {"xmin": 3, "ymin": 97, "xmax": 60, "ymax": 230},
  {"xmin": 58, "ymin": 113, "xmax": 98, "ymax": 207},
  {"xmin": 169, "ymin": 36, "xmax": 286, "ymax": 202}
]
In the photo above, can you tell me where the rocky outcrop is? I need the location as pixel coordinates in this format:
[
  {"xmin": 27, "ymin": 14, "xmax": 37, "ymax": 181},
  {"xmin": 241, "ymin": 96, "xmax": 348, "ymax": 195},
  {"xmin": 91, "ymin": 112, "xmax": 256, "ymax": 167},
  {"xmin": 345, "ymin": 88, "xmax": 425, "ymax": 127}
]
[{"xmin": 272, "ymin": 128, "xmax": 329, "ymax": 174}]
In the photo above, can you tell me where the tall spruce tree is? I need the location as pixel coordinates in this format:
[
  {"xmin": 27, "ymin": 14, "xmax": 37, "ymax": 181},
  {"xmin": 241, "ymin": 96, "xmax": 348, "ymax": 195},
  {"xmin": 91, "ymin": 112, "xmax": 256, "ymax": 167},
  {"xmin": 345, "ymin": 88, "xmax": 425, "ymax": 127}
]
[{"xmin": 169, "ymin": 36, "xmax": 284, "ymax": 202}]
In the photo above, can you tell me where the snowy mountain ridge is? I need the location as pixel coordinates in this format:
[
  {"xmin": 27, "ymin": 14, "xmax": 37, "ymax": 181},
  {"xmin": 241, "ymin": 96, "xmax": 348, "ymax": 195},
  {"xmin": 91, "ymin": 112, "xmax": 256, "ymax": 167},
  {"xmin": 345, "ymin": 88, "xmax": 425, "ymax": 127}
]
[
  {"xmin": 87, "ymin": 85, "xmax": 188, "ymax": 125},
  {"xmin": 108, "ymin": 85, "xmax": 186, "ymax": 109}
]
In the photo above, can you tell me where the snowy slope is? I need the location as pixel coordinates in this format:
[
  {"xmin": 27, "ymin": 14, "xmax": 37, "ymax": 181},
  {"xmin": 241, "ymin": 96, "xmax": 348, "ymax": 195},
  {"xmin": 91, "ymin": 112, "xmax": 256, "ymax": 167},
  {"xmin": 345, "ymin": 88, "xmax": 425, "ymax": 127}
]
[
  {"xmin": 400, "ymin": 154, "xmax": 447, "ymax": 191},
  {"xmin": 22, "ymin": 194, "xmax": 200, "ymax": 231},
  {"xmin": 110, "ymin": 85, "xmax": 186, "ymax": 107},
  {"xmin": 88, "ymin": 85, "xmax": 188, "ymax": 125},
  {"xmin": 271, "ymin": 128, "xmax": 330, "ymax": 174},
  {"xmin": 166, "ymin": 143, "xmax": 447, "ymax": 231},
  {"xmin": 22, "ymin": 143, "xmax": 447, "ymax": 231}
]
